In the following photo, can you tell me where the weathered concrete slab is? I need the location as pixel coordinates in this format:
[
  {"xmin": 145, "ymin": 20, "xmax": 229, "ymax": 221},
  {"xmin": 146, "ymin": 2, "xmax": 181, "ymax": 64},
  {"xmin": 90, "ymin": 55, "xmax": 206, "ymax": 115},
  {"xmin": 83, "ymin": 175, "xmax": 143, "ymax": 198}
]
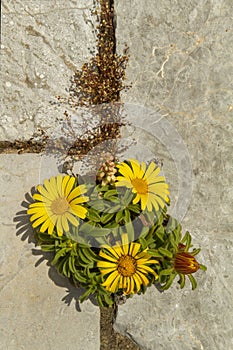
[
  {"xmin": 115, "ymin": 0, "xmax": 233, "ymax": 116},
  {"xmin": 0, "ymin": 154, "xmax": 100, "ymax": 350},
  {"xmin": 1, "ymin": 0, "xmax": 97, "ymax": 141},
  {"xmin": 114, "ymin": 1, "xmax": 233, "ymax": 349}
]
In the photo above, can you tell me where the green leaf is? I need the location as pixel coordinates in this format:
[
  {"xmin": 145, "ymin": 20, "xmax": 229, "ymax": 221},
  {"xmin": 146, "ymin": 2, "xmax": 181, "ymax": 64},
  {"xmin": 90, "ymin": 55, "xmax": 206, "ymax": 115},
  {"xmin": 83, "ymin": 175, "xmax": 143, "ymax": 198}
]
[
  {"xmin": 125, "ymin": 221, "xmax": 134, "ymax": 242},
  {"xmin": 51, "ymin": 248, "xmax": 68, "ymax": 265},
  {"xmin": 161, "ymin": 273, "xmax": 176, "ymax": 290},
  {"xmin": 178, "ymin": 273, "xmax": 185, "ymax": 289},
  {"xmin": 147, "ymin": 249, "xmax": 163, "ymax": 258},
  {"xmin": 103, "ymin": 189, "xmax": 118, "ymax": 199},
  {"xmin": 181, "ymin": 231, "xmax": 192, "ymax": 249},
  {"xmin": 104, "ymin": 221, "xmax": 119, "ymax": 229},
  {"xmin": 166, "ymin": 216, "xmax": 180, "ymax": 233},
  {"xmin": 78, "ymin": 248, "xmax": 92, "ymax": 265},
  {"xmin": 62, "ymin": 258, "xmax": 70, "ymax": 277},
  {"xmin": 87, "ymin": 208, "xmax": 101, "ymax": 222},
  {"xmin": 89, "ymin": 226, "xmax": 110, "ymax": 237},
  {"xmin": 107, "ymin": 204, "xmax": 121, "ymax": 213},
  {"xmin": 139, "ymin": 237, "xmax": 148, "ymax": 250},
  {"xmin": 124, "ymin": 208, "xmax": 131, "ymax": 223},
  {"xmin": 116, "ymin": 210, "xmax": 124, "ymax": 223},
  {"xmin": 79, "ymin": 287, "xmax": 93, "ymax": 303},
  {"xmin": 73, "ymin": 271, "xmax": 87, "ymax": 284},
  {"xmin": 100, "ymin": 212, "xmax": 115, "ymax": 224},
  {"xmin": 68, "ymin": 255, "xmax": 76, "ymax": 273},
  {"xmin": 121, "ymin": 189, "xmax": 134, "ymax": 206},
  {"xmin": 158, "ymin": 247, "xmax": 173, "ymax": 258},
  {"xmin": 37, "ymin": 232, "xmax": 56, "ymax": 242},
  {"xmin": 80, "ymin": 222, "xmax": 95, "ymax": 234},
  {"xmin": 191, "ymin": 248, "xmax": 201, "ymax": 256},
  {"xmin": 159, "ymin": 268, "xmax": 175, "ymax": 277},
  {"xmin": 88, "ymin": 200, "xmax": 105, "ymax": 212},
  {"xmin": 188, "ymin": 274, "xmax": 197, "ymax": 290},
  {"xmin": 103, "ymin": 293, "xmax": 114, "ymax": 306},
  {"xmin": 168, "ymin": 234, "xmax": 177, "ymax": 249},
  {"xmin": 127, "ymin": 204, "xmax": 141, "ymax": 214},
  {"xmin": 82, "ymin": 248, "xmax": 97, "ymax": 264},
  {"xmin": 184, "ymin": 231, "xmax": 192, "ymax": 250},
  {"xmin": 40, "ymin": 244, "xmax": 55, "ymax": 252},
  {"xmin": 96, "ymin": 294, "xmax": 104, "ymax": 307},
  {"xmin": 154, "ymin": 226, "xmax": 165, "ymax": 242},
  {"xmin": 199, "ymin": 264, "xmax": 207, "ymax": 271}
]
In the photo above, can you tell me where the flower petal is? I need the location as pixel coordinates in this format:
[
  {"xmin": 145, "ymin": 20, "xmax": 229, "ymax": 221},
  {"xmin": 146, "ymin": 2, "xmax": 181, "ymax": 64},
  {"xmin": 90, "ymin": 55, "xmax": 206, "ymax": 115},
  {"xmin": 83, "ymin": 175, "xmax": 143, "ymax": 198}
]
[
  {"xmin": 67, "ymin": 185, "xmax": 87, "ymax": 202},
  {"xmin": 65, "ymin": 177, "xmax": 75, "ymax": 197},
  {"xmin": 99, "ymin": 251, "xmax": 117, "ymax": 262},
  {"xmin": 70, "ymin": 196, "xmax": 89, "ymax": 205},
  {"xmin": 129, "ymin": 242, "xmax": 141, "ymax": 257},
  {"xmin": 65, "ymin": 212, "xmax": 79, "ymax": 227},
  {"xmin": 97, "ymin": 261, "xmax": 117, "ymax": 268},
  {"xmin": 144, "ymin": 163, "xmax": 160, "ymax": 179},
  {"xmin": 70, "ymin": 205, "xmax": 87, "ymax": 219}
]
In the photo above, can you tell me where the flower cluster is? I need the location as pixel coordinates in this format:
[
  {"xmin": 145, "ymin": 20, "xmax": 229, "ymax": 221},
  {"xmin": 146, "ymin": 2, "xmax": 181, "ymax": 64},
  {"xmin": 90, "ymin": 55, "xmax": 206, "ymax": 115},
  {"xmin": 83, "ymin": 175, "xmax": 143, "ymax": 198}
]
[{"xmin": 27, "ymin": 158, "xmax": 206, "ymax": 307}]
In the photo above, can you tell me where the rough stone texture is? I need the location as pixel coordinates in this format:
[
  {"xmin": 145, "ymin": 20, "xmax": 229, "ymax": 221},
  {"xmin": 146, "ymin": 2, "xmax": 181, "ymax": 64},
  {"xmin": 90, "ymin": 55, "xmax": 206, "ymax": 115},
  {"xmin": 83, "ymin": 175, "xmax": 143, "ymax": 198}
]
[
  {"xmin": 1, "ymin": 0, "xmax": 97, "ymax": 141},
  {"xmin": 114, "ymin": 1, "xmax": 233, "ymax": 349},
  {"xmin": 0, "ymin": 154, "xmax": 100, "ymax": 350}
]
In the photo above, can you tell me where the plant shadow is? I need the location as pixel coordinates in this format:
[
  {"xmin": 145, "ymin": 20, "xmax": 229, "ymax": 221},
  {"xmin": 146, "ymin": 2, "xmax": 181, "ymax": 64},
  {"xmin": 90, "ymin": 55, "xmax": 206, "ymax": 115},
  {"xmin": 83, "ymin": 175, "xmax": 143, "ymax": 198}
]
[{"xmin": 14, "ymin": 187, "xmax": 98, "ymax": 312}]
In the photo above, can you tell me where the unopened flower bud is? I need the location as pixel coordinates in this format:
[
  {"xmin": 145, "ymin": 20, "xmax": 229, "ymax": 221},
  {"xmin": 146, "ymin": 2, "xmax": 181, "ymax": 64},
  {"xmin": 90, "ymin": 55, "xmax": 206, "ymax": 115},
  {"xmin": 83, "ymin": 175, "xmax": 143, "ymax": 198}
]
[
  {"xmin": 174, "ymin": 252, "xmax": 200, "ymax": 275},
  {"xmin": 99, "ymin": 171, "xmax": 105, "ymax": 178}
]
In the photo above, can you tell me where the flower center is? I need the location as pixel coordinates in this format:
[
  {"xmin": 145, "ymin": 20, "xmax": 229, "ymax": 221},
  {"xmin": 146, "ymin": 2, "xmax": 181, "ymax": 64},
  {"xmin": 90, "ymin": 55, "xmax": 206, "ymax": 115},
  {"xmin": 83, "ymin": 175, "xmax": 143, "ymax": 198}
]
[
  {"xmin": 117, "ymin": 255, "xmax": 137, "ymax": 277},
  {"xmin": 50, "ymin": 197, "xmax": 69, "ymax": 215},
  {"xmin": 131, "ymin": 178, "xmax": 148, "ymax": 194}
]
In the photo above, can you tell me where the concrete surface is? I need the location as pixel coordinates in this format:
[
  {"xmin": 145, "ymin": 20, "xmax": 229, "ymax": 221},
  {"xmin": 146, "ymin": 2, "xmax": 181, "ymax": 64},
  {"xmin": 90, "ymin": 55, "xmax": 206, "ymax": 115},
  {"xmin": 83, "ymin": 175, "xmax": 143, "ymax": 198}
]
[
  {"xmin": 1, "ymin": 0, "xmax": 97, "ymax": 141},
  {"xmin": 0, "ymin": 154, "xmax": 100, "ymax": 350},
  {"xmin": 114, "ymin": 1, "xmax": 233, "ymax": 349}
]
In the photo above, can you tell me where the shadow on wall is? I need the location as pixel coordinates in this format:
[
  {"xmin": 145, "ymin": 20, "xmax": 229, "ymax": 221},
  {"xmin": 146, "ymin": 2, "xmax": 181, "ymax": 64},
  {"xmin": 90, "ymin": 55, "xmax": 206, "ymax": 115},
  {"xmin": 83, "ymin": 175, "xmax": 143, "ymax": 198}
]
[{"xmin": 14, "ymin": 189, "xmax": 98, "ymax": 312}]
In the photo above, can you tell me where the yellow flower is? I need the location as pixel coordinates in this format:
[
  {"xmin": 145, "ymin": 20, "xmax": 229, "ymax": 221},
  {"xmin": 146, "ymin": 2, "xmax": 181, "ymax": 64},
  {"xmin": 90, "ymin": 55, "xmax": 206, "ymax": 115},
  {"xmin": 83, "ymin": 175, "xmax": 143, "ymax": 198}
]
[
  {"xmin": 97, "ymin": 234, "xmax": 159, "ymax": 294},
  {"xmin": 115, "ymin": 159, "xmax": 169, "ymax": 212},
  {"xmin": 27, "ymin": 175, "xmax": 89, "ymax": 236}
]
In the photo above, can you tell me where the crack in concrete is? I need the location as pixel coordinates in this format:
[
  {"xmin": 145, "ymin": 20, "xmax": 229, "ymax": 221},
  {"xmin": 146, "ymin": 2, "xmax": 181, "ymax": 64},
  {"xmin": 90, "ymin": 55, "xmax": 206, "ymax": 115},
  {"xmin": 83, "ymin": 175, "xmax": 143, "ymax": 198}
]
[{"xmin": 100, "ymin": 305, "xmax": 140, "ymax": 350}]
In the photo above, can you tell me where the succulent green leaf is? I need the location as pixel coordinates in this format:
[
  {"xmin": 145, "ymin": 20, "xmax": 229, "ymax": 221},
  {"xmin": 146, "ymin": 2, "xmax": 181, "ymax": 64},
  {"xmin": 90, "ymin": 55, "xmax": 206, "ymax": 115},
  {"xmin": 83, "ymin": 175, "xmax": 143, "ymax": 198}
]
[
  {"xmin": 116, "ymin": 210, "xmax": 124, "ymax": 223},
  {"xmin": 87, "ymin": 208, "xmax": 101, "ymax": 222},
  {"xmin": 124, "ymin": 208, "xmax": 131, "ymax": 223},
  {"xmin": 191, "ymin": 248, "xmax": 201, "ymax": 256},
  {"xmin": 52, "ymin": 248, "xmax": 68, "ymax": 265},
  {"xmin": 159, "ymin": 268, "xmax": 175, "ymax": 277},
  {"xmin": 161, "ymin": 273, "xmax": 176, "ymax": 290},
  {"xmin": 40, "ymin": 244, "xmax": 55, "ymax": 252},
  {"xmin": 79, "ymin": 287, "xmax": 93, "ymax": 303},
  {"xmin": 178, "ymin": 273, "xmax": 185, "ymax": 289},
  {"xmin": 158, "ymin": 247, "xmax": 173, "ymax": 258},
  {"xmin": 188, "ymin": 274, "xmax": 197, "ymax": 290},
  {"xmin": 147, "ymin": 249, "xmax": 163, "ymax": 258},
  {"xmin": 127, "ymin": 204, "xmax": 141, "ymax": 213},
  {"xmin": 100, "ymin": 212, "xmax": 115, "ymax": 224},
  {"xmin": 199, "ymin": 264, "xmax": 207, "ymax": 271},
  {"xmin": 103, "ymin": 189, "xmax": 118, "ymax": 199},
  {"xmin": 154, "ymin": 226, "xmax": 165, "ymax": 242}
]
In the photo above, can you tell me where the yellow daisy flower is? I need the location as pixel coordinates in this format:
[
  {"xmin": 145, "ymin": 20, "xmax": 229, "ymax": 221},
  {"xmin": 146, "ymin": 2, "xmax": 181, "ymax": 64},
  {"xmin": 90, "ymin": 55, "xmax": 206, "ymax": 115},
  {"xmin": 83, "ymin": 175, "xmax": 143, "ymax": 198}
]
[
  {"xmin": 115, "ymin": 159, "xmax": 169, "ymax": 212},
  {"xmin": 97, "ymin": 234, "xmax": 159, "ymax": 295},
  {"xmin": 27, "ymin": 175, "xmax": 89, "ymax": 236}
]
